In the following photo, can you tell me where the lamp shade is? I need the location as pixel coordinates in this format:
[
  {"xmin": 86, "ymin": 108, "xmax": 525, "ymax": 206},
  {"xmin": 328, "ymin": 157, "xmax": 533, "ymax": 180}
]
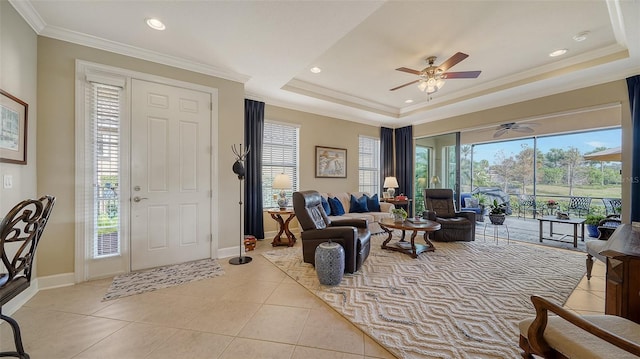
[
  {"xmin": 383, "ymin": 176, "xmax": 399, "ymax": 188},
  {"xmin": 431, "ymin": 176, "xmax": 440, "ymax": 184},
  {"xmin": 272, "ymin": 173, "xmax": 292, "ymax": 189}
]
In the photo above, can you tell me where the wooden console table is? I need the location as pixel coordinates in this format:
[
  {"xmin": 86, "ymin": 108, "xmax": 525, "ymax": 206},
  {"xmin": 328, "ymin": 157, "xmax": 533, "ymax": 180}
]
[{"xmin": 600, "ymin": 224, "xmax": 640, "ymax": 324}]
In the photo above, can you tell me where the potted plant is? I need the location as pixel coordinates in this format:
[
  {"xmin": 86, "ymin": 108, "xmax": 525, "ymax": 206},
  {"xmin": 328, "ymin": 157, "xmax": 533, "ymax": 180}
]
[
  {"xmin": 488, "ymin": 199, "xmax": 507, "ymax": 225},
  {"xmin": 585, "ymin": 214, "xmax": 606, "ymax": 238},
  {"xmin": 391, "ymin": 208, "xmax": 408, "ymax": 222}
]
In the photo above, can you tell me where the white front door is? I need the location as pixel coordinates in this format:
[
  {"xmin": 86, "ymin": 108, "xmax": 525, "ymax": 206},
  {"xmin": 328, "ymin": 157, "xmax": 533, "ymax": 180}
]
[{"xmin": 130, "ymin": 79, "xmax": 212, "ymax": 270}]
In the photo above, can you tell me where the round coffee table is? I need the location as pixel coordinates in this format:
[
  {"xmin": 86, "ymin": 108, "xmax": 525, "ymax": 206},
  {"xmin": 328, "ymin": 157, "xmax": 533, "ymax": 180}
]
[{"xmin": 379, "ymin": 218, "xmax": 441, "ymax": 258}]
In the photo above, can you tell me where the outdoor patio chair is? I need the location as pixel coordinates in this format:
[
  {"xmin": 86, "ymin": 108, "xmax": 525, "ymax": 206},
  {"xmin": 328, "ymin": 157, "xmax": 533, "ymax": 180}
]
[
  {"xmin": 567, "ymin": 196, "xmax": 591, "ymax": 218},
  {"xmin": 601, "ymin": 198, "xmax": 622, "ymax": 217},
  {"xmin": 1, "ymin": 195, "xmax": 56, "ymax": 359},
  {"xmin": 517, "ymin": 194, "xmax": 538, "ymax": 219}
]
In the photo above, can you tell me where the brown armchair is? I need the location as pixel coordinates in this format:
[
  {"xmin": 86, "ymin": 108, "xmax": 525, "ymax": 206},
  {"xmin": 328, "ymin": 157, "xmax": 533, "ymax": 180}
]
[
  {"xmin": 292, "ymin": 191, "xmax": 371, "ymax": 273},
  {"xmin": 424, "ymin": 189, "xmax": 476, "ymax": 242}
]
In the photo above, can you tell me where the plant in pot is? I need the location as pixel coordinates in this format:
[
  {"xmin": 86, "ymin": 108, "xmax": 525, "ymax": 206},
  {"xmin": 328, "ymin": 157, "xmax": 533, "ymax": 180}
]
[
  {"xmin": 585, "ymin": 214, "xmax": 606, "ymax": 238},
  {"xmin": 488, "ymin": 199, "xmax": 507, "ymax": 225},
  {"xmin": 391, "ymin": 208, "xmax": 408, "ymax": 222}
]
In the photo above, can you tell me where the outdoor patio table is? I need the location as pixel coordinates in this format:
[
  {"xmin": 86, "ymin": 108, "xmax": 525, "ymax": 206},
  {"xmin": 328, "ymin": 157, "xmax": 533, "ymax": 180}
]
[{"xmin": 537, "ymin": 215, "xmax": 585, "ymax": 248}]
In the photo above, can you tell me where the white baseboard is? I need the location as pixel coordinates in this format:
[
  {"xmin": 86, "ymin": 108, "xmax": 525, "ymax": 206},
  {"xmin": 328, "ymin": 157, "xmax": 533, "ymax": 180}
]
[{"xmin": 3, "ymin": 272, "xmax": 75, "ymax": 315}]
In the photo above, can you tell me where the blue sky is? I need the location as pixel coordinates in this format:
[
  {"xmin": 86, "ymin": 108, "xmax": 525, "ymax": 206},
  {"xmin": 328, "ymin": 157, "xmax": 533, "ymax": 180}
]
[{"xmin": 470, "ymin": 128, "xmax": 621, "ymax": 164}]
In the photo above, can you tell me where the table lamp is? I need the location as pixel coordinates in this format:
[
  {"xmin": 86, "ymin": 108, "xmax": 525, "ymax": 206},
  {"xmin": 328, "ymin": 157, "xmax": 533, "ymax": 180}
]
[
  {"xmin": 273, "ymin": 173, "xmax": 292, "ymax": 209},
  {"xmin": 430, "ymin": 176, "xmax": 440, "ymax": 188},
  {"xmin": 383, "ymin": 176, "xmax": 399, "ymax": 198}
]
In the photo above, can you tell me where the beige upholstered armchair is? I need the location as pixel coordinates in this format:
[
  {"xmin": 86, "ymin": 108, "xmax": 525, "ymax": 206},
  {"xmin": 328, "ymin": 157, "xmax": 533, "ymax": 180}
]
[
  {"xmin": 292, "ymin": 190, "xmax": 371, "ymax": 273},
  {"xmin": 423, "ymin": 189, "xmax": 476, "ymax": 242},
  {"xmin": 519, "ymin": 295, "xmax": 640, "ymax": 358}
]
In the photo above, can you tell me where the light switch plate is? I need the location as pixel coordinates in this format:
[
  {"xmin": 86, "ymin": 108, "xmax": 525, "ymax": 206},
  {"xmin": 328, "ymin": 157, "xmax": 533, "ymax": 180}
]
[{"xmin": 3, "ymin": 175, "xmax": 12, "ymax": 189}]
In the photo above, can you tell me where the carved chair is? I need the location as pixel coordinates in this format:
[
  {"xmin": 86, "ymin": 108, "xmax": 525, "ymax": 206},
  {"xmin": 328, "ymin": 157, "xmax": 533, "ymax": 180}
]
[
  {"xmin": 424, "ymin": 189, "xmax": 475, "ymax": 242},
  {"xmin": 1, "ymin": 196, "xmax": 55, "ymax": 359},
  {"xmin": 292, "ymin": 191, "xmax": 370, "ymax": 273},
  {"xmin": 519, "ymin": 295, "xmax": 640, "ymax": 358}
]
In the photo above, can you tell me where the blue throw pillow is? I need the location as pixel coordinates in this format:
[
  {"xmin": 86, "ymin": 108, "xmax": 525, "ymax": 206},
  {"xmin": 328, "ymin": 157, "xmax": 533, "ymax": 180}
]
[
  {"xmin": 366, "ymin": 193, "xmax": 381, "ymax": 212},
  {"xmin": 349, "ymin": 194, "xmax": 369, "ymax": 213},
  {"xmin": 328, "ymin": 197, "xmax": 345, "ymax": 216},
  {"xmin": 321, "ymin": 196, "xmax": 331, "ymax": 216}
]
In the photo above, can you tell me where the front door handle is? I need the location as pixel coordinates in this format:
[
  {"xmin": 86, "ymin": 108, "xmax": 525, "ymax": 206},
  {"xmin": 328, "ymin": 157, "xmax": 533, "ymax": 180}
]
[{"xmin": 133, "ymin": 196, "xmax": 148, "ymax": 203}]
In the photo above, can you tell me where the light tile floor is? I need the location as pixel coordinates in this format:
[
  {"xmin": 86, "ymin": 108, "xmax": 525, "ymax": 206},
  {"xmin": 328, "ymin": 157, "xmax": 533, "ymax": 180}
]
[{"xmin": 1, "ymin": 239, "xmax": 604, "ymax": 359}]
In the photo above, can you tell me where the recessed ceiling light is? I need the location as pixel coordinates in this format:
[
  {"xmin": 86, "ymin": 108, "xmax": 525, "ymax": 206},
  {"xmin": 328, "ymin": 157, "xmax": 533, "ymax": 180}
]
[
  {"xmin": 146, "ymin": 18, "xmax": 166, "ymax": 31},
  {"xmin": 549, "ymin": 49, "xmax": 568, "ymax": 57},
  {"xmin": 573, "ymin": 31, "xmax": 590, "ymax": 42},
  {"xmin": 310, "ymin": 67, "xmax": 322, "ymax": 74},
  {"xmin": 405, "ymin": 99, "xmax": 414, "ymax": 104}
]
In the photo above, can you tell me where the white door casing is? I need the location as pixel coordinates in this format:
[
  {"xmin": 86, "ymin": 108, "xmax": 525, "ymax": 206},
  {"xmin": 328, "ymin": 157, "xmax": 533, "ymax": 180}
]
[{"xmin": 130, "ymin": 79, "xmax": 212, "ymax": 270}]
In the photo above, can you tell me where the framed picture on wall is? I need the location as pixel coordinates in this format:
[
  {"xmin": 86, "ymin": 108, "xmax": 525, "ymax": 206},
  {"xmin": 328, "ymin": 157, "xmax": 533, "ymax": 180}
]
[
  {"xmin": 0, "ymin": 90, "xmax": 28, "ymax": 165},
  {"xmin": 315, "ymin": 146, "xmax": 347, "ymax": 178}
]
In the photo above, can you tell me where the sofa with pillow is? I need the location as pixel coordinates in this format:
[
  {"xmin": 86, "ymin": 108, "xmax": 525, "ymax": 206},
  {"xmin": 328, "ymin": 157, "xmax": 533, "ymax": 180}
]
[{"xmin": 319, "ymin": 192, "xmax": 395, "ymax": 234}]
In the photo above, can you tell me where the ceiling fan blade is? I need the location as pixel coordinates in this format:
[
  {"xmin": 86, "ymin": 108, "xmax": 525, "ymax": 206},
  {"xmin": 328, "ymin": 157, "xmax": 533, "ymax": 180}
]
[
  {"xmin": 512, "ymin": 126, "xmax": 535, "ymax": 133},
  {"xmin": 493, "ymin": 128, "xmax": 508, "ymax": 138},
  {"xmin": 390, "ymin": 79, "xmax": 419, "ymax": 91},
  {"xmin": 441, "ymin": 71, "xmax": 481, "ymax": 79},
  {"xmin": 438, "ymin": 52, "xmax": 468, "ymax": 72},
  {"xmin": 395, "ymin": 67, "xmax": 421, "ymax": 75}
]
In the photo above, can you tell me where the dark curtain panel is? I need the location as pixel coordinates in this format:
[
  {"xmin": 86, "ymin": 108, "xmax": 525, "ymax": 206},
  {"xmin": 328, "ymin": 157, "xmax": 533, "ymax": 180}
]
[
  {"xmin": 394, "ymin": 125, "xmax": 414, "ymax": 214},
  {"xmin": 380, "ymin": 127, "xmax": 394, "ymax": 193},
  {"xmin": 627, "ymin": 75, "xmax": 640, "ymax": 222},
  {"xmin": 244, "ymin": 99, "xmax": 265, "ymax": 239}
]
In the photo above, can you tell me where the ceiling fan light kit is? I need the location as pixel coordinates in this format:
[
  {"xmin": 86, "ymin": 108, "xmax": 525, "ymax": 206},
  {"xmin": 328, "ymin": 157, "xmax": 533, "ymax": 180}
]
[{"xmin": 391, "ymin": 52, "xmax": 481, "ymax": 95}]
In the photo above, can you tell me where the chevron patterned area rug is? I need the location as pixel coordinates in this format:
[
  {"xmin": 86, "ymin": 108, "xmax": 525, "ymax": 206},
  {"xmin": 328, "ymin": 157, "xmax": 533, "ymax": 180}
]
[
  {"xmin": 102, "ymin": 258, "xmax": 224, "ymax": 301},
  {"xmin": 263, "ymin": 234, "xmax": 586, "ymax": 359}
]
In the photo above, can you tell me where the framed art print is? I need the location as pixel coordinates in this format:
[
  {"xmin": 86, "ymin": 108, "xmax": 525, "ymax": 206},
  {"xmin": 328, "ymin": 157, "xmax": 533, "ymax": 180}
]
[
  {"xmin": 315, "ymin": 146, "xmax": 346, "ymax": 178},
  {"xmin": 0, "ymin": 90, "xmax": 28, "ymax": 165}
]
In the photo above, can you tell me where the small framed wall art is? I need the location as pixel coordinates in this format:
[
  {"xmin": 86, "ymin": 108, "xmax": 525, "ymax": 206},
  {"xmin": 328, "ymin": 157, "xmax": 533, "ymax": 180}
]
[
  {"xmin": 315, "ymin": 146, "xmax": 346, "ymax": 178},
  {"xmin": 0, "ymin": 90, "xmax": 28, "ymax": 165}
]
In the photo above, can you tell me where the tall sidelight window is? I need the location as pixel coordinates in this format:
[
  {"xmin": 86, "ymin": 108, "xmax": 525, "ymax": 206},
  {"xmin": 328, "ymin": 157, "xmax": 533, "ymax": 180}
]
[
  {"xmin": 358, "ymin": 135, "xmax": 380, "ymax": 195},
  {"xmin": 262, "ymin": 121, "xmax": 299, "ymax": 208},
  {"xmin": 87, "ymin": 82, "xmax": 123, "ymax": 257}
]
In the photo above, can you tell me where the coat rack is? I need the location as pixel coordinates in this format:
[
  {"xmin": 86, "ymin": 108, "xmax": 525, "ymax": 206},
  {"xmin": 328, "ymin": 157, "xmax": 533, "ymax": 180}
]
[{"xmin": 229, "ymin": 144, "xmax": 252, "ymax": 265}]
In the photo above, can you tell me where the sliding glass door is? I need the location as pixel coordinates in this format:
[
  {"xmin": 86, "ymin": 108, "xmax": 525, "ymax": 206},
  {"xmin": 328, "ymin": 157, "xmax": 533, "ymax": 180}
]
[{"xmin": 414, "ymin": 132, "xmax": 461, "ymax": 214}]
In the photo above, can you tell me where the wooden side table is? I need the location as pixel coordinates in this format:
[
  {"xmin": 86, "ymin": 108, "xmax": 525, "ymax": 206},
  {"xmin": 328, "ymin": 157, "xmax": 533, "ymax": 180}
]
[
  {"xmin": 268, "ymin": 209, "xmax": 297, "ymax": 247},
  {"xmin": 381, "ymin": 198, "xmax": 413, "ymax": 216}
]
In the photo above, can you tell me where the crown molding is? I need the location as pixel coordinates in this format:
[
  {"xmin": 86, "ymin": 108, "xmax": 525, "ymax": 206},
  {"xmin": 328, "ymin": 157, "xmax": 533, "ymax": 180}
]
[{"xmin": 9, "ymin": 0, "xmax": 250, "ymax": 84}]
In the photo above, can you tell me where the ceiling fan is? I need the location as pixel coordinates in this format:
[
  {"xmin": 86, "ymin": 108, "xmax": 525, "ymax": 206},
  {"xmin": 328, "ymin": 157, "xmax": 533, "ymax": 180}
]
[
  {"xmin": 493, "ymin": 122, "xmax": 535, "ymax": 138},
  {"xmin": 390, "ymin": 52, "xmax": 481, "ymax": 93}
]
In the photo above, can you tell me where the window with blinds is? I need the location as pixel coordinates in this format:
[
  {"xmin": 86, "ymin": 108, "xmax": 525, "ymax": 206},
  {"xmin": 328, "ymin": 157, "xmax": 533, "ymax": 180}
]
[
  {"xmin": 359, "ymin": 135, "xmax": 380, "ymax": 195},
  {"xmin": 262, "ymin": 122, "xmax": 299, "ymax": 208},
  {"xmin": 87, "ymin": 82, "xmax": 122, "ymax": 257}
]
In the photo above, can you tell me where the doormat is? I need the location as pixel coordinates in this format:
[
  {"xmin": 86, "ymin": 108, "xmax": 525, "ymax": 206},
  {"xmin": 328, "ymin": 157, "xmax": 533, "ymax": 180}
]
[{"xmin": 102, "ymin": 258, "xmax": 224, "ymax": 301}]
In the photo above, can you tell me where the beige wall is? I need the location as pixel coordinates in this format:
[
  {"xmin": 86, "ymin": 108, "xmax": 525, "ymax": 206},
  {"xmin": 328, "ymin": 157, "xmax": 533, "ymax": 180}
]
[
  {"xmin": 261, "ymin": 105, "xmax": 379, "ymax": 234},
  {"xmin": 36, "ymin": 37, "xmax": 245, "ymax": 277},
  {"xmin": 0, "ymin": 2, "xmax": 38, "ymax": 215}
]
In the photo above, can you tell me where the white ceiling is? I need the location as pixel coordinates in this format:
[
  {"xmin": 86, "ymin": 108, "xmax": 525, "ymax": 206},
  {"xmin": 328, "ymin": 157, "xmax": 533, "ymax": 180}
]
[{"xmin": 11, "ymin": 0, "xmax": 640, "ymax": 128}]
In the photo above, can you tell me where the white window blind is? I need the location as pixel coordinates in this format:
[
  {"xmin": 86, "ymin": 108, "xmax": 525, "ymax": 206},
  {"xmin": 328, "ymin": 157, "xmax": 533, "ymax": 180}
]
[
  {"xmin": 359, "ymin": 135, "xmax": 380, "ymax": 195},
  {"xmin": 262, "ymin": 122, "xmax": 299, "ymax": 208},
  {"xmin": 86, "ymin": 82, "xmax": 122, "ymax": 257}
]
